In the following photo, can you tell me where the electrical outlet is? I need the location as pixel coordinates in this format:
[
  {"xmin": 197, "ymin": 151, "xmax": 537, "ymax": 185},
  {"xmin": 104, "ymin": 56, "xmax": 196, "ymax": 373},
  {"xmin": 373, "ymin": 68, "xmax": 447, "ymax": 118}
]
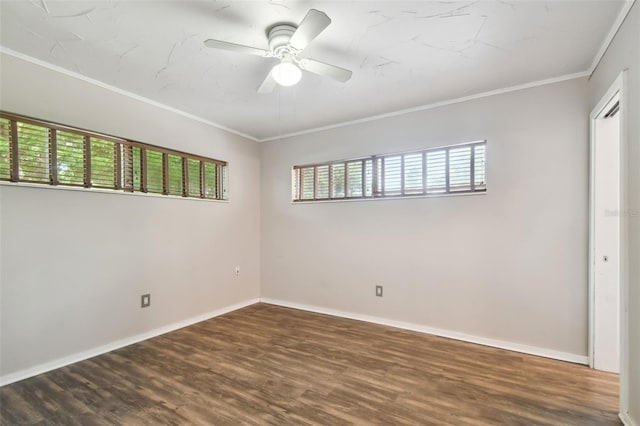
[
  {"xmin": 235, "ymin": 266, "xmax": 240, "ymax": 276},
  {"xmin": 376, "ymin": 285, "xmax": 383, "ymax": 297},
  {"xmin": 141, "ymin": 294, "xmax": 151, "ymax": 308}
]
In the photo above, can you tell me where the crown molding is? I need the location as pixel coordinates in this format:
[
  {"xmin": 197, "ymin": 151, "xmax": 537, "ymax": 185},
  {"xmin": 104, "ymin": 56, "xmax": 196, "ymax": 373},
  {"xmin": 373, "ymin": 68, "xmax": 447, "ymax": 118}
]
[
  {"xmin": 588, "ymin": 0, "xmax": 636, "ymax": 75},
  {"xmin": 0, "ymin": 46, "xmax": 259, "ymax": 142},
  {"xmin": 258, "ymin": 71, "xmax": 590, "ymax": 142},
  {"xmin": 3, "ymin": 0, "xmax": 633, "ymax": 146}
]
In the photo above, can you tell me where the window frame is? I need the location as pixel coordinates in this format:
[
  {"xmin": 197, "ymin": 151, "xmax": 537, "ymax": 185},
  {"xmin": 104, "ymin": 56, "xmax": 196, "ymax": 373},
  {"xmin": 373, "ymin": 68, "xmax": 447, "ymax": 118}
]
[
  {"xmin": 292, "ymin": 140, "xmax": 486, "ymax": 202},
  {"xmin": 0, "ymin": 111, "xmax": 228, "ymax": 201}
]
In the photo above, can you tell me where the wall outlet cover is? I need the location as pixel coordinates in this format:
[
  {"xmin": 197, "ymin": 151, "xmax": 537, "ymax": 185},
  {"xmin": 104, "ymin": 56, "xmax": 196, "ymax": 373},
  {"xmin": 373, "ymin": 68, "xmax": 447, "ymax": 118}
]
[{"xmin": 141, "ymin": 294, "xmax": 151, "ymax": 308}]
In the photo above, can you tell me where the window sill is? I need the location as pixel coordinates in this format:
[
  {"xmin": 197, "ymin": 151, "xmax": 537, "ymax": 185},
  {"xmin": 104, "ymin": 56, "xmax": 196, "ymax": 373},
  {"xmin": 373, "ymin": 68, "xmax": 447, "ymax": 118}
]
[
  {"xmin": 0, "ymin": 181, "xmax": 229, "ymax": 203},
  {"xmin": 291, "ymin": 190, "xmax": 486, "ymax": 204}
]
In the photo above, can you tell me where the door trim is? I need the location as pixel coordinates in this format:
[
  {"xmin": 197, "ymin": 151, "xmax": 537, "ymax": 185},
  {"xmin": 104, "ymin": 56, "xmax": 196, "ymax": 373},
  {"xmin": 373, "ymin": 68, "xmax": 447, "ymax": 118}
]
[{"xmin": 588, "ymin": 70, "xmax": 628, "ymax": 417}]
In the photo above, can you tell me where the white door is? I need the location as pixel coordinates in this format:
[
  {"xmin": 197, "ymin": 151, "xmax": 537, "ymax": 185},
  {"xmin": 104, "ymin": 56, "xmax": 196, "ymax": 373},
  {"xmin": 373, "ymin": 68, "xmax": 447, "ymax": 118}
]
[{"xmin": 592, "ymin": 95, "xmax": 620, "ymax": 373}]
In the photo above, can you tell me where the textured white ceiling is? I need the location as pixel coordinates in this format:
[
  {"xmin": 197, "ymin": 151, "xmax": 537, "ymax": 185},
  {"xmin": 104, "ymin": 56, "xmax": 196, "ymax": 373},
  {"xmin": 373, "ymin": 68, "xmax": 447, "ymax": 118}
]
[{"xmin": 0, "ymin": 1, "xmax": 626, "ymax": 140}]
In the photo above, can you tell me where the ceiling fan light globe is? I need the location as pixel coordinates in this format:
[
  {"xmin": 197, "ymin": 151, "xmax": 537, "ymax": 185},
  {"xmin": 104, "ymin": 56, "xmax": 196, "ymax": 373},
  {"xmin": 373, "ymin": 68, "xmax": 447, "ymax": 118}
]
[{"xmin": 272, "ymin": 62, "xmax": 302, "ymax": 87}]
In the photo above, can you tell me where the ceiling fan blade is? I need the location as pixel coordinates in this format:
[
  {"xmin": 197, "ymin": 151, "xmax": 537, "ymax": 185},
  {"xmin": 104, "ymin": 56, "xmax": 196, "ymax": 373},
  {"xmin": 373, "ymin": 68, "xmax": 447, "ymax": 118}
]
[
  {"xmin": 289, "ymin": 9, "xmax": 331, "ymax": 51},
  {"xmin": 298, "ymin": 58, "xmax": 352, "ymax": 83},
  {"xmin": 257, "ymin": 70, "xmax": 277, "ymax": 94},
  {"xmin": 204, "ymin": 39, "xmax": 271, "ymax": 57}
]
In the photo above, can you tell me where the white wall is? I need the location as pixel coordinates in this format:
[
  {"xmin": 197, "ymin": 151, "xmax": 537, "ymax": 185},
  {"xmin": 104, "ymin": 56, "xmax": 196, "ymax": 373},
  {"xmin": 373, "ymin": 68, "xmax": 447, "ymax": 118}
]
[
  {"xmin": 261, "ymin": 77, "xmax": 590, "ymax": 359},
  {"xmin": 2, "ymin": 12, "xmax": 635, "ymax": 412},
  {"xmin": 0, "ymin": 53, "xmax": 261, "ymax": 383},
  {"xmin": 589, "ymin": 2, "xmax": 640, "ymax": 421}
]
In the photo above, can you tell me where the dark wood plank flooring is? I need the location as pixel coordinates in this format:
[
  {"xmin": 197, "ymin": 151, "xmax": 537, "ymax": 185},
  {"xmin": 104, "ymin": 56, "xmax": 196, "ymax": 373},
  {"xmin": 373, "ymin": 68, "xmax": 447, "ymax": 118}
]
[{"xmin": 1, "ymin": 303, "xmax": 619, "ymax": 425}]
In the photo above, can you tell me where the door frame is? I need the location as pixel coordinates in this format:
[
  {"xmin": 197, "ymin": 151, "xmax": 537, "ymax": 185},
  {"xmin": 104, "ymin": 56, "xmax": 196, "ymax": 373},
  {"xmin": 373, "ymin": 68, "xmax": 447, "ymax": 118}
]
[{"xmin": 588, "ymin": 71, "xmax": 628, "ymax": 417}]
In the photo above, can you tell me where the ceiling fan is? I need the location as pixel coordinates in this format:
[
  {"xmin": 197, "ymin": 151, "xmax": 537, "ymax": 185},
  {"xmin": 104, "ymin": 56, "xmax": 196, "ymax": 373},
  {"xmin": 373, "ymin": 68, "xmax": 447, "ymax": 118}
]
[{"xmin": 204, "ymin": 9, "xmax": 352, "ymax": 94}]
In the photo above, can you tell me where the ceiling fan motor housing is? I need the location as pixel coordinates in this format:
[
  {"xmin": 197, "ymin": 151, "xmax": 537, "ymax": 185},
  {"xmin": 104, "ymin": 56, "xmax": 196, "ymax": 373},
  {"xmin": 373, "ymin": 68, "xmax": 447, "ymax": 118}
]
[{"xmin": 268, "ymin": 24, "xmax": 297, "ymax": 56}]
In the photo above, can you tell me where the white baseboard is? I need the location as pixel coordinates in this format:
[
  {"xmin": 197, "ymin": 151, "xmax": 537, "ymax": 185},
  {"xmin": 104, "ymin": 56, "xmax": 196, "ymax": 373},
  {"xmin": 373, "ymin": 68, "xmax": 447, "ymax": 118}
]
[
  {"xmin": 1, "ymin": 297, "xmax": 590, "ymax": 387},
  {"xmin": 260, "ymin": 298, "xmax": 589, "ymax": 365},
  {"xmin": 0, "ymin": 298, "xmax": 260, "ymax": 387},
  {"xmin": 620, "ymin": 411, "xmax": 637, "ymax": 426}
]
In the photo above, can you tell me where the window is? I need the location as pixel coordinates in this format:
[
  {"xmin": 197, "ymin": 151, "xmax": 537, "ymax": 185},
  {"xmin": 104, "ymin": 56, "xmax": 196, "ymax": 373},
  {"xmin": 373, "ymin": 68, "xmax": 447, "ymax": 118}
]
[
  {"xmin": 56, "ymin": 131, "xmax": 84, "ymax": 186},
  {"xmin": 91, "ymin": 137, "xmax": 117, "ymax": 188},
  {"xmin": 167, "ymin": 154, "xmax": 183, "ymax": 196},
  {"xmin": 292, "ymin": 141, "xmax": 486, "ymax": 202},
  {"xmin": 203, "ymin": 162, "xmax": 219, "ymax": 199},
  {"xmin": 187, "ymin": 158, "xmax": 201, "ymax": 197},
  {"xmin": 0, "ymin": 119, "xmax": 10, "ymax": 180},
  {"xmin": 0, "ymin": 112, "xmax": 227, "ymax": 200},
  {"xmin": 17, "ymin": 122, "xmax": 50, "ymax": 183},
  {"xmin": 122, "ymin": 145, "xmax": 143, "ymax": 192},
  {"xmin": 146, "ymin": 149, "xmax": 164, "ymax": 194}
]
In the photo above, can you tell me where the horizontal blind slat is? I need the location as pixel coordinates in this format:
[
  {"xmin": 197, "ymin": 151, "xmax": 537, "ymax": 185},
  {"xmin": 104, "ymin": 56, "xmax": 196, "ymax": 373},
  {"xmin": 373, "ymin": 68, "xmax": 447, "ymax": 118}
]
[
  {"xmin": 316, "ymin": 165, "xmax": 329, "ymax": 199},
  {"xmin": 90, "ymin": 137, "xmax": 116, "ymax": 188},
  {"xmin": 347, "ymin": 161, "xmax": 363, "ymax": 197},
  {"xmin": 167, "ymin": 154, "xmax": 183, "ymax": 196},
  {"xmin": 425, "ymin": 150, "xmax": 446, "ymax": 193},
  {"xmin": 187, "ymin": 158, "xmax": 201, "ymax": 197},
  {"xmin": 403, "ymin": 153, "xmax": 423, "ymax": 194},
  {"xmin": 18, "ymin": 122, "xmax": 50, "ymax": 183},
  {"xmin": 364, "ymin": 159, "xmax": 373, "ymax": 197},
  {"xmin": 146, "ymin": 150, "xmax": 163, "ymax": 194},
  {"xmin": 383, "ymin": 156, "xmax": 401, "ymax": 195},
  {"xmin": 448, "ymin": 146, "xmax": 471, "ymax": 191},
  {"xmin": 301, "ymin": 166, "xmax": 314, "ymax": 200},
  {"xmin": 203, "ymin": 162, "xmax": 218, "ymax": 199},
  {"xmin": 331, "ymin": 164, "xmax": 345, "ymax": 198},
  {"xmin": 57, "ymin": 131, "xmax": 85, "ymax": 186}
]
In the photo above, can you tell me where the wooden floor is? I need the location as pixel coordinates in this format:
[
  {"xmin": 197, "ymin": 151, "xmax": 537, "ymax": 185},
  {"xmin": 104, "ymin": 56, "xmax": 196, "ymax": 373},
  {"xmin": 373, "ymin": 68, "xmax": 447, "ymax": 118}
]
[{"xmin": 1, "ymin": 303, "xmax": 619, "ymax": 425}]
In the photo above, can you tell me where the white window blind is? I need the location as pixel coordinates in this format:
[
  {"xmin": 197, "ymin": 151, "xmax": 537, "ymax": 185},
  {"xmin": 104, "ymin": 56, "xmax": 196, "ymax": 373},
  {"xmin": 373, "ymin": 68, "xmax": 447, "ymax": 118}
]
[
  {"xmin": 292, "ymin": 141, "xmax": 486, "ymax": 202},
  {"xmin": 316, "ymin": 165, "xmax": 329, "ymax": 199},
  {"xmin": 383, "ymin": 156, "xmax": 401, "ymax": 196},
  {"xmin": 403, "ymin": 153, "xmax": 423, "ymax": 195},
  {"xmin": 332, "ymin": 163, "xmax": 346, "ymax": 198},
  {"xmin": 347, "ymin": 161, "xmax": 363, "ymax": 197},
  {"xmin": 474, "ymin": 144, "xmax": 486, "ymax": 190},
  {"xmin": 426, "ymin": 150, "xmax": 446, "ymax": 193}
]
